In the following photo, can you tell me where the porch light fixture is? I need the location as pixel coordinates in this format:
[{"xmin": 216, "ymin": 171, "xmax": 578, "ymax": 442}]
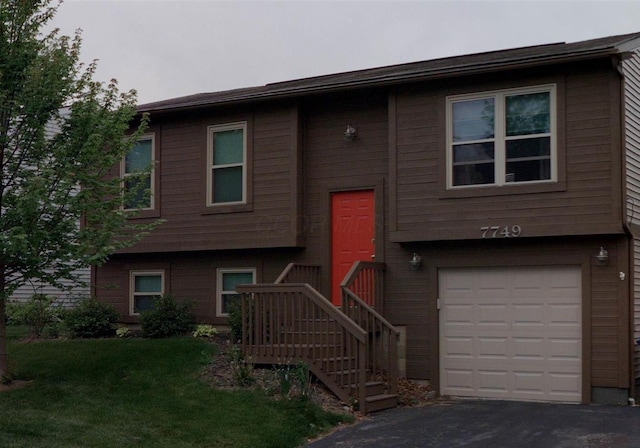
[
  {"xmin": 596, "ymin": 246, "xmax": 609, "ymax": 266},
  {"xmin": 343, "ymin": 125, "xmax": 357, "ymax": 141},
  {"xmin": 410, "ymin": 253, "xmax": 422, "ymax": 271}
]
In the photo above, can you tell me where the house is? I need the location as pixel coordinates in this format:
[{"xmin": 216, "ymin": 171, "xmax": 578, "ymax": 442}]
[
  {"xmin": 10, "ymin": 272, "xmax": 89, "ymax": 306},
  {"xmin": 93, "ymin": 31, "xmax": 640, "ymax": 410},
  {"xmin": 10, "ymin": 111, "xmax": 90, "ymax": 307}
]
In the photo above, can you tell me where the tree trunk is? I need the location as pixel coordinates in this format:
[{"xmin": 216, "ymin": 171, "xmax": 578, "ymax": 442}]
[
  {"xmin": 0, "ymin": 296, "xmax": 6, "ymax": 378},
  {"xmin": 0, "ymin": 268, "xmax": 7, "ymax": 378}
]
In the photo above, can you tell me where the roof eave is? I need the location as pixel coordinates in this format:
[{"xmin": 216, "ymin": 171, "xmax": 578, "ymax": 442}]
[{"xmin": 137, "ymin": 46, "xmax": 624, "ymax": 116}]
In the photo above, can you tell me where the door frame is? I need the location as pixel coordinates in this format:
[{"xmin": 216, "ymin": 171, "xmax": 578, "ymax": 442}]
[
  {"xmin": 330, "ymin": 189, "xmax": 376, "ymax": 305},
  {"xmin": 438, "ymin": 265, "xmax": 583, "ymax": 402},
  {"xmin": 320, "ymin": 177, "xmax": 385, "ymax": 302},
  {"xmin": 427, "ymin": 249, "xmax": 592, "ymax": 404}
]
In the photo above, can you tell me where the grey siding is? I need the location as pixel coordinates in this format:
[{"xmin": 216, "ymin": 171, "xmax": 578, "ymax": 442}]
[
  {"xmin": 10, "ymin": 268, "xmax": 90, "ymax": 307},
  {"xmin": 626, "ymin": 50, "xmax": 640, "ymax": 226},
  {"xmin": 624, "ymin": 49, "xmax": 640, "ymax": 383},
  {"xmin": 634, "ymin": 238, "xmax": 640, "ymax": 384}
]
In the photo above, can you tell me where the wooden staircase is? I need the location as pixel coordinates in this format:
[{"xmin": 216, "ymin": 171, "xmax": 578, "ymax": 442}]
[{"xmin": 237, "ymin": 262, "xmax": 400, "ymax": 414}]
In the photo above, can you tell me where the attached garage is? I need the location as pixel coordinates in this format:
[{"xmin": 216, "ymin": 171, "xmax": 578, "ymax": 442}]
[{"xmin": 439, "ymin": 266, "xmax": 582, "ymax": 403}]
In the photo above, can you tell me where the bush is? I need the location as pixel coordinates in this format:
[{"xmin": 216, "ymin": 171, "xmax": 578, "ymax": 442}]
[
  {"xmin": 116, "ymin": 326, "xmax": 131, "ymax": 338},
  {"xmin": 64, "ymin": 298, "xmax": 119, "ymax": 338},
  {"xmin": 139, "ymin": 295, "xmax": 195, "ymax": 338},
  {"xmin": 193, "ymin": 324, "xmax": 217, "ymax": 338},
  {"xmin": 227, "ymin": 300, "xmax": 243, "ymax": 343},
  {"xmin": 228, "ymin": 346, "xmax": 255, "ymax": 387},
  {"xmin": 6, "ymin": 294, "xmax": 64, "ymax": 338}
]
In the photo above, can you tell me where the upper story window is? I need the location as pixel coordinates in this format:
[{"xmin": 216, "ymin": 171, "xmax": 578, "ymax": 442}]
[
  {"xmin": 446, "ymin": 85, "xmax": 556, "ymax": 189},
  {"xmin": 130, "ymin": 270, "xmax": 164, "ymax": 315},
  {"xmin": 207, "ymin": 122, "xmax": 247, "ymax": 206},
  {"xmin": 122, "ymin": 134, "xmax": 155, "ymax": 210}
]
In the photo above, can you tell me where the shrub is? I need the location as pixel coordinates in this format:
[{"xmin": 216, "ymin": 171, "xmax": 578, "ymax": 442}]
[
  {"xmin": 64, "ymin": 298, "xmax": 119, "ymax": 338},
  {"xmin": 139, "ymin": 295, "xmax": 195, "ymax": 338},
  {"xmin": 228, "ymin": 346, "xmax": 255, "ymax": 387},
  {"xmin": 116, "ymin": 326, "xmax": 131, "ymax": 338},
  {"xmin": 227, "ymin": 300, "xmax": 243, "ymax": 343},
  {"xmin": 6, "ymin": 294, "xmax": 64, "ymax": 338},
  {"xmin": 274, "ymin": 360, "xmax": 313, "ymax": 401},
  {"xmin": 193, "ymin": 324, "xmax": 217, "ymax": 338}
]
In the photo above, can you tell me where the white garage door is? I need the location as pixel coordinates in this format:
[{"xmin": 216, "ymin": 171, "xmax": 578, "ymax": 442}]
[{"xmin": 439, "ymin": 266, "xmax": 582, "ymax": 402}]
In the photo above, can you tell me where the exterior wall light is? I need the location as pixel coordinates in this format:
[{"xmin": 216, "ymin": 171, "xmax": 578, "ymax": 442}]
[
  {"xmin": 343, "ymin": 125, "xmax": 357, "ymax": 141},
  {"xmin": 596, "ymin": 246, "xmax": 609, "ymax": 266},
  {"xmin": 410, "ymin": 253, "xmax": 422, "ymax": 271}
]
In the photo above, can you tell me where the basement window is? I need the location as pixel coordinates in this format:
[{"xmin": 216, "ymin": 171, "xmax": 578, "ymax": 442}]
[
  {"xmin": 216, "ymin": 268, "xmax": 256, "ymax": 317},
  {"xmin": 130, "ymin": 270, "xmax": 164, "ymax": 315}
]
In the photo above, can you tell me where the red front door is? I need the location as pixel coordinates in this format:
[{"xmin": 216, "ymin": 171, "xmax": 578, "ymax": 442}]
[{"xmin": 331, "ymin": 190, "xmax": 375, "ymax": 305}]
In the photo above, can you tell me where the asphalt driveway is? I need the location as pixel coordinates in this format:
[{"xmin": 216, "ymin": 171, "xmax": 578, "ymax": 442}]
[{"xmin": 306, "ymin": 399, "xmax": 640, "ymax": 447}]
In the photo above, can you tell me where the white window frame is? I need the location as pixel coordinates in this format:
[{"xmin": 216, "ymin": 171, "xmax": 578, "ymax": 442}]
[
  {"xmin": 216, "ymin": 268, "xmax": 256, "ymax": 317},
  {"xmin": 122, "ymin": 133, "xmax": 155, "ymax": 210},
  {"xmin": 129, "ymin": 270, "xmax": 164, "ymax": 316},
  {"xmin": 207, "ymin": 122, "xmax": 247, "ymax": 206},
  {"xmin": 446, "ymin": 84, "xmax": 557, "ymax": 189}
]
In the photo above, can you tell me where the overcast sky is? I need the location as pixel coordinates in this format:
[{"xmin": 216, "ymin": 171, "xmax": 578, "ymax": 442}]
[{"xmin": 49, "ymin": 0, "xmax": 640, "ymax": 105}]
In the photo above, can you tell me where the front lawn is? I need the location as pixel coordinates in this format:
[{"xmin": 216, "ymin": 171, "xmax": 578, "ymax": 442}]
[{"xmin": 0, "ymin": 329, "xmax": 350, "ymax": 447}]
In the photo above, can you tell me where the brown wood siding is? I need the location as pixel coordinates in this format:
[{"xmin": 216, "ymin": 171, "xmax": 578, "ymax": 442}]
[
  {"xmin": 291, "ymin": 91, "xmax": 390, "ymax": 296},
  {"xmin": 94, "ymin": 251, "xmax": 292, "ymax": 325},
  {"xmin": 119, "ymin": 104, "xmax": 301, "ymax": 254},
  {"xmin": 381, "ymin": 237, "xmax": 626, "ymax": 390},
  {"xmin": 390, "ymin": 61, "xmax": 625, "ymax": 243}
]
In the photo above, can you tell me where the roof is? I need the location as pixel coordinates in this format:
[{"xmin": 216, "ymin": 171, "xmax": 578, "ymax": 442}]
[{"xmin": 138, "ymin": 31, "xmax": 640, "ymax": 114}]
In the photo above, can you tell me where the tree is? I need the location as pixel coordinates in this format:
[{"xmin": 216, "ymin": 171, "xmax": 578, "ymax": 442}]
[{"xmin": 0, "ymin": 0, "xmax": 156, "ymax": 377}]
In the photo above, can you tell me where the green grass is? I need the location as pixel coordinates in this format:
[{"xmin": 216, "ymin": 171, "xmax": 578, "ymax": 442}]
[{"xmin": 1, "ymin": 329, "xmax": 352, "ymax": 448}]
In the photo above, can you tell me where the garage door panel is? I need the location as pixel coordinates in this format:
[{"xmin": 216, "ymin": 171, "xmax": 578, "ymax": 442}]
[
  {"xmin": 443, "ymin": 337, "xmax": 474, "ymax": 357},
  {"xmin": 477, "ymin": 337, "xmax": 509, "ymax": 358},
  {"xmin": 549, "ymin": 373, "xmax": 582, "ymax": 395},
  {"xmin": 549, "ymin": 304, "xmax": 581, "ymax": 324},
  {"xmin": 549, "ymin": 341, "xmax": 581, "ymax": 361},
  {"xmin": 512, "ymin": 337, "xmax": 545, "ymax": 359},
  {"xmin": 477, "ymin": 304, "xmax": 509, "ymax": 324},
  {"xmin": 512, "ymin": 304, "xmax": 544, "ymax": 324},
  {"xmin": 442, "ymin": 369, "xmax": 474, "ymax": 392},
  {"xmin": 478, "ymin": 370, "xmax": 509, "ymax": 392},
  {"xmin": 445, "ymin": 304, "xmax": 474, "ymax": 323},
  {"xmin": 440, "ymin": 266, "xmax": 582, "ymax": 403}
]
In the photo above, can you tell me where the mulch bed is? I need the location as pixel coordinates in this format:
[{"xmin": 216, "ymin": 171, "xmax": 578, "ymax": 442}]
[{"xmin": 201, "ymin": 335, "xmax": 438, "ymax": 415}]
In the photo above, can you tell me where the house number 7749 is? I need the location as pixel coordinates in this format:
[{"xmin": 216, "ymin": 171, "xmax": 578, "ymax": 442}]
[{"xmin": 480, "ymin": 225, "xmax": 522, "ymax": 239}]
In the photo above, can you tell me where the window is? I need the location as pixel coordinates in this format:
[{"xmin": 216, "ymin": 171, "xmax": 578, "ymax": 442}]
[
  {"xmin": 130, "ymin": 271, "xmax": 164, "ymax": 315},
  {"xmin": 122, "ymin": 134, "xmax": 155, "ymax": 210},
  {"xmin": 216, "ymin": 268, "xmax": 256, "ymax": 317},
  {"xmin": 207, "ymin": 123, "xmax": 247, "ymax": 206},
  {"xmin": 447, "ymin": 85, "xmax": 556, "ymax": 188}
]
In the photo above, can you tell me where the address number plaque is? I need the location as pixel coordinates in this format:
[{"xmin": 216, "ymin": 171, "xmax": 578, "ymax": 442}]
[{"xmin": 480, "ymin": 225, "xmax": 522, "ymax": 239}]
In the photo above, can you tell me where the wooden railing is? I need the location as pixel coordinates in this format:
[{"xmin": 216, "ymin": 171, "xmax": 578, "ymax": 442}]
[
  {"xmin": 237, "ymin": 283, "xmax": 368, "ymax": 407},
  {"xmin": 340, "ymin": 261, "xmax": 386, "ymax": 308},
  {"xmin": 274, "ymin": 263, "xmax": 321, "ymax": 289},
  {"xmin": 341, "ymin": 288, "xmax": 400, "ymax": 396},
  {"xmin": 341, "ymin": 261, "xmax": 399, "ymax": 395}
]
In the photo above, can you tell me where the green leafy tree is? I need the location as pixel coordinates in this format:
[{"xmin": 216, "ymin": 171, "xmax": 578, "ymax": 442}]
[{"xmin": 0, "ymin": 1, "xmax": 157, "ymax": 376}]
